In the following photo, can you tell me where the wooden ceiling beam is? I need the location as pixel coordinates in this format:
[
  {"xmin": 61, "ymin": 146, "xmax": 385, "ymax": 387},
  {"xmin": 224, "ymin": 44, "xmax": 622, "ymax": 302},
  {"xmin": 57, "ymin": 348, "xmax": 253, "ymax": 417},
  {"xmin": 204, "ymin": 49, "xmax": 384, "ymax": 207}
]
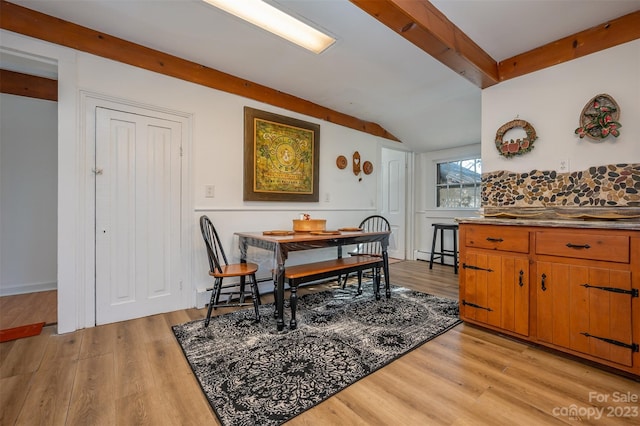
[
  {"xmin": 350, "ymin": 0, "xmax": 500, "ymax": 88},
  {"xmin": 350, "ymin": 1, "xmax": 640, "ymax": 89},
  {"xmin": 0, "ymin": 69, "xmax": 57, "ymax": 101},
  {"xmin": 0, "ymin": 0, "xmax": 400, "ymax": 142},
  {"xmin": 498, "ymin": 10, "xmax": 640, "ymax": 81}
]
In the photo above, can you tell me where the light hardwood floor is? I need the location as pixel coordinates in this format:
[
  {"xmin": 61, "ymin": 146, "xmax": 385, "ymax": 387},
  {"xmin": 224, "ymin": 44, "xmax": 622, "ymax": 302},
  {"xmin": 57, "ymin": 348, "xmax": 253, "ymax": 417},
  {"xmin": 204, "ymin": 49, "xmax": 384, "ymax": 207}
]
[
  {"xmin": 1, "ymin": 261, "xmax": 638, "ymax": 425},
  {"xmin": 0, "ymin": 290, "xmax": 57, "ymax": 330}
]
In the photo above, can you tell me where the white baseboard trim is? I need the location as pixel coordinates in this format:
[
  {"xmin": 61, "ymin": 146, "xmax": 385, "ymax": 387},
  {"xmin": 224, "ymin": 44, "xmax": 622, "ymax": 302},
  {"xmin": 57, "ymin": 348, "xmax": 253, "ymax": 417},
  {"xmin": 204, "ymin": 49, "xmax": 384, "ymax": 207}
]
[
  {"xmin": 196, "ymin": 276, "xmax": 345, "ymax": 309},
  {"xmin": 196, "ymin": 288, "xmax": 210, "ymax": 309},
  {"xmin": 0, "ymin": 281, "xmax": 57, "ymax": 297},
  {"xmin": 196, "ymin": 279, "xmax": 276, "ymax": 309},
  {"xmin": 415, "ymin": 250, "xmax": 430, "ymax": 262},
  {"xmin": 415, "ymin": 250, "xmax": 456, "ymax": 266}
]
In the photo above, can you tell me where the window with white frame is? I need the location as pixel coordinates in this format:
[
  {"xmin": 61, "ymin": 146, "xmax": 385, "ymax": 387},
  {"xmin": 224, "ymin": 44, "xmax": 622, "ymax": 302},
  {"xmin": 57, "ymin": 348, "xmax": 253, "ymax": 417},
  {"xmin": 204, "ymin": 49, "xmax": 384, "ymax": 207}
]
[{"xmin": 436, "ymin": 157, "xmax": 482, "ymax": 208}]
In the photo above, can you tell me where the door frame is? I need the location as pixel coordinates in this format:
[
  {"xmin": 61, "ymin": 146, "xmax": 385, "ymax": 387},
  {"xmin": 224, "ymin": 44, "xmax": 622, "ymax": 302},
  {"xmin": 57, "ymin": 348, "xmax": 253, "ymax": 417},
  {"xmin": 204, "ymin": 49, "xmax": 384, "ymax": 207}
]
[
  {"xmin": 380, "ymin": 145, "xmax": 413, "ymax": 260},
  {"xmin": 80, "ymin": 91, "xmax": 193, "ymax": 327}
]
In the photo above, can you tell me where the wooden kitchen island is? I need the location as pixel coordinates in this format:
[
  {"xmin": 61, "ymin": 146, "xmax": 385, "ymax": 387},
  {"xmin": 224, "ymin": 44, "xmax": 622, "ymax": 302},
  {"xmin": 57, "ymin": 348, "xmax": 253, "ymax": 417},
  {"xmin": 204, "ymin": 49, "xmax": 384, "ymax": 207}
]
[{"xmin": 457, "ymin": 217, "xmax": 640, "ymax": 377}]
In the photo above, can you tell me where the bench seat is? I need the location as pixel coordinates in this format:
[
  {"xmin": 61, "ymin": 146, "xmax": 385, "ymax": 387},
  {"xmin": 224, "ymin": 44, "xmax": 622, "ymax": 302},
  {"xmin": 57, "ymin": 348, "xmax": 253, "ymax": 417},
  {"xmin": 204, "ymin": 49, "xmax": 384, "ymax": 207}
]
[{"xmin": 284, "ymin": 255, "xmax": 386, "ymax": 329}]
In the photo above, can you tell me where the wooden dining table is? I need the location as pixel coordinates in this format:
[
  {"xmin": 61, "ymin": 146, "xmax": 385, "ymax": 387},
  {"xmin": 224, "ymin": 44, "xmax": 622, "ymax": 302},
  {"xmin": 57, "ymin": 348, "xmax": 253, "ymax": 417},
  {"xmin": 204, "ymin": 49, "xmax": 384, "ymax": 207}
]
[{"xmin": 235, "ymin": 230, "xmax": 391, "ymax": 331}]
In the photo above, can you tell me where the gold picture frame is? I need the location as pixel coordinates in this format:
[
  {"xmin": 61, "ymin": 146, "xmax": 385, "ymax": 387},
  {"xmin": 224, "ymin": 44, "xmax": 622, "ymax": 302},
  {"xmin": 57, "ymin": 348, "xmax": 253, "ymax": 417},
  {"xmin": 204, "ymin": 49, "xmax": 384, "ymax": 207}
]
[{"xmin": 243, "ymin": 107, "xmax": 320, "ymax": 202}]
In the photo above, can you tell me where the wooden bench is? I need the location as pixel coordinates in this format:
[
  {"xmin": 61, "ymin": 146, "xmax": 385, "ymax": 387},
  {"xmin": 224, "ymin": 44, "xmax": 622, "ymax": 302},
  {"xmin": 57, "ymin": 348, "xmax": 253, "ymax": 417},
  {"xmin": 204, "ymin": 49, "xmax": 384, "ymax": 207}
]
[{"xmin": 284, "ymin": 255, "xmax": 386, "ymax": 329}]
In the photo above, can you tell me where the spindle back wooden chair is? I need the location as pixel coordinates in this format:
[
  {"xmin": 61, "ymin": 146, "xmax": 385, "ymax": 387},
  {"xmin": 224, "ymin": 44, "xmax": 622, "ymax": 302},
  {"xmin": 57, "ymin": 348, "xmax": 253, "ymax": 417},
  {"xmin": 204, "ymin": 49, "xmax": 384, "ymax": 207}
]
[{"xmin": 200, "ymin": 215, "xmax": 261, "ymax": 326}]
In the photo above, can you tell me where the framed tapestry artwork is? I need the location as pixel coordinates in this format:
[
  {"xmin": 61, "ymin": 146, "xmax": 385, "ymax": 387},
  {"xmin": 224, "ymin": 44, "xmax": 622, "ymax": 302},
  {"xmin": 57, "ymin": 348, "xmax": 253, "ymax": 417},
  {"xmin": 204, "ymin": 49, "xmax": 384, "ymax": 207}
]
[{"xmin": 244, "ymin": 107, "xmax": 320, "ymax": 202}]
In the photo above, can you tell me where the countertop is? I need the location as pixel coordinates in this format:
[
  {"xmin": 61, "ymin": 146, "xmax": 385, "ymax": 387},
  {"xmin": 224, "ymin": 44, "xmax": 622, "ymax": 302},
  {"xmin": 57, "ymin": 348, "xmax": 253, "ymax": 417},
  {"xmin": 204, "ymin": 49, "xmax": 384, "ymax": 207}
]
[{"xmin": 456, "ymin": 216, "xmax": 640, "ymax": 231}]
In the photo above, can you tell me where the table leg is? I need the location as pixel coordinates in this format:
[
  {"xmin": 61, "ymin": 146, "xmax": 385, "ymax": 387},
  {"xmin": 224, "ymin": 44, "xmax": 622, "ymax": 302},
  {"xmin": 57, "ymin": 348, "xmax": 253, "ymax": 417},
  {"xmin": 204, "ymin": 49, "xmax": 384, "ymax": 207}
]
[
  {"xmin": 336, "ymin": 245, "xmax": 345, "ymax": 287},
  {"xmin": 275, "ymin": 263, "xmax": 285, "ymax": 331},
  {"xmin": 289, "ymin": 284, "xmax": 298, "ymax": 329},
  {"xmin": 375, "ymin": 266, "xmax": 381, "ymax": 300},
  {"xmin": 382, "ymin": 250, "xmax": 391, "ymax": 299},
  {"xmin": 239, "ymin": 239, "xmax": 249, "ymax": 303}
]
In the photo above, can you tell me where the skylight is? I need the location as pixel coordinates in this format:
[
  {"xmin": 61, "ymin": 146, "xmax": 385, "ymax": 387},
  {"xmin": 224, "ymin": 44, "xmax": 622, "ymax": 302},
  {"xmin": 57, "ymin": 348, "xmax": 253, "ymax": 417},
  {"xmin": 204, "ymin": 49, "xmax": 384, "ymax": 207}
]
[{"xmin": 202, "ymin": 0, "xmax": 335, "ymax": 54}]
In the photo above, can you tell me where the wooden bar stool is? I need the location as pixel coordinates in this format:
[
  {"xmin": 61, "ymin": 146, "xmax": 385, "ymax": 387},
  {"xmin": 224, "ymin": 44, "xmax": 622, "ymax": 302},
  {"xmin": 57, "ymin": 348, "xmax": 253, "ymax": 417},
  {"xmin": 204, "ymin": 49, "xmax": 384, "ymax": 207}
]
[{"xmin": 429, "ymin": 223, "xmax": 459, "ymax": 274}]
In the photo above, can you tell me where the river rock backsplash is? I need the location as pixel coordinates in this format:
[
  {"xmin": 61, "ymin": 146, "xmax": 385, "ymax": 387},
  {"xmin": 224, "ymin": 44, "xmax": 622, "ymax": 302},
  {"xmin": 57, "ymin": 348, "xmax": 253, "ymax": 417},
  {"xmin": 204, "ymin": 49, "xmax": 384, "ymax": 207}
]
[{"xmin": 482, "ymin": 163, "xmax": 640, "ymax": 208}]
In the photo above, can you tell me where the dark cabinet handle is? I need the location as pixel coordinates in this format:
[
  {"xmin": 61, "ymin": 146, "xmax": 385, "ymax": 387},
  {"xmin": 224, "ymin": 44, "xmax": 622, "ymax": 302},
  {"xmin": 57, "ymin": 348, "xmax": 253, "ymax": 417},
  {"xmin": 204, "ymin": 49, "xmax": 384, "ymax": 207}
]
[
  {"xmin": 518, "ymin": 270, "xmax": 524, "ymax": 287},
  {"xmin": 566, "ymin": 243, "xmax": 590, "ymax": 249},
  {"xmin": 541, "ymin": 273, "xmax": 547, "ymax": 291},
  {"xmin": 486, "ymin": 237, "xmax": 504, "ymax": 242},
  {"xmin": 462, "ymin": 263, "xmax": 494, "ymax": 272}
]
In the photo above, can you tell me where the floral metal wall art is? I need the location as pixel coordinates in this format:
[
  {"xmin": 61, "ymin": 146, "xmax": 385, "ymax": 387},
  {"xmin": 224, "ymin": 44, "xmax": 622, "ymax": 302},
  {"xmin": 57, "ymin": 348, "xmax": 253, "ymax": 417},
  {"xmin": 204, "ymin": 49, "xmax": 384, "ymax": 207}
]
[{"xmin": 575, "ymin": 94, "xmax": 621, "ymax": 140}]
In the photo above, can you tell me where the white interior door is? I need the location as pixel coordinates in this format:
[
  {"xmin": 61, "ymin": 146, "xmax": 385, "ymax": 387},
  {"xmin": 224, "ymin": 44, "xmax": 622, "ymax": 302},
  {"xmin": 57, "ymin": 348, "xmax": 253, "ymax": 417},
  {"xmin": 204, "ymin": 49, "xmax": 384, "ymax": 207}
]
[
  {"xmin": 95, "ymin": 107, "xmax": 183, "ymax": 325},
  {"xmin": 381, "ymin": 147, "xmax": 406, "ymax": 259}
]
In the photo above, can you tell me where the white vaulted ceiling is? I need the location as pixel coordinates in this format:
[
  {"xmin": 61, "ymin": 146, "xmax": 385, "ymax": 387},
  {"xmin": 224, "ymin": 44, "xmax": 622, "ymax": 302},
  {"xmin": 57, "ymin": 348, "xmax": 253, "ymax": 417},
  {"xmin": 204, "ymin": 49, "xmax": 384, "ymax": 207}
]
[{"xmin": 5, "ymin": 0, "xmax": 640, "ymax": 151}]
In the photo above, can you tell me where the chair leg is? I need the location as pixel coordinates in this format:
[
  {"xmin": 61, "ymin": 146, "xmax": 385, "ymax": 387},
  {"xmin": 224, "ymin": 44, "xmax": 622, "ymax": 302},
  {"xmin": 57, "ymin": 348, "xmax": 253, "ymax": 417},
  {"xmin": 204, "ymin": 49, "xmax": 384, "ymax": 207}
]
[
  {"xmin": 204, "ymin": 300, "xmax": 214, "ymax": 327},
  {"xmin": 204, "ymin": 277, "xmax": 222, "ymax": 327},
  {"xmin": 453, "ymin": 228, "xmax": 459, "ymax": 274},
  {"xmin": 213, "ymin": 277, "xmax": 223, "ymax": 306},
  {"xmin": 239, "ymin": 276, "xmax": 246, "ymax": 304},
  {"xmin": 374, "ymin": 267, "xmax": 381, "ymax": 300},
  {"xmin": 429, "ymin": 226, "xmax": 438, "ymax": 269},
  {"xmin": 356, "ymin": 270, "xmax": 363, "ymax": 295},
  {"xmin": 339, "ymin": 273, "xmax": 350, "ymax": 288},
  {"xmin": 249, "ymin": 274, "xmax": 260, "ymax": 322},
  {"xmin": 440, "ymin": 228, "xmax": 445, "ymax": 265}
]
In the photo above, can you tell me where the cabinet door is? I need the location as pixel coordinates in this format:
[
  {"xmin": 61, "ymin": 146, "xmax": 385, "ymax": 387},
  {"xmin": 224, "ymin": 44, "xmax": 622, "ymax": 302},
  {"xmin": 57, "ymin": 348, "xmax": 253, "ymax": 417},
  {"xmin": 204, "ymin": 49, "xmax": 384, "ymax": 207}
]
[
  {"xmin": 462, "ymin": 253, "xmax": 529, "ymax": 336},
  {"xmin": 586, "ymin": 268, "xmax": 634, "ymax": 366},
  {"xmin": 501, "ymin": 256, "xmax": 529, "ymax": 336},
  {"xmin": 536, "ymin": 262, "xmax": 574, "ymax": 347},
  {"xmin": 536, "ymin": 262, "xmax": 633, "ymax": 367}
]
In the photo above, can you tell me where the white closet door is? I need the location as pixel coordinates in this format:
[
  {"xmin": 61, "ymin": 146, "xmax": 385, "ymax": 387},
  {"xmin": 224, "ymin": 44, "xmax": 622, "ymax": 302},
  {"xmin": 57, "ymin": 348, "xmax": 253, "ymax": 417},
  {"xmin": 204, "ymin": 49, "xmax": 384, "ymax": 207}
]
[{"xmin": 95, "ymin": 107, "xmax": 183, "ymax": 325}]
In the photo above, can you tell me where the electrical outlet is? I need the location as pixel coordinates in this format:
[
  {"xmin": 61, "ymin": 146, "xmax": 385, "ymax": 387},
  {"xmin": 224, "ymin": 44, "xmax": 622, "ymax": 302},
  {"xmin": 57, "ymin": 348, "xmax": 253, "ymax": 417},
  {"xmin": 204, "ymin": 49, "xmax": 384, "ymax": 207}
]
[
  {"xmin": 205, "ymin": 185, "xmax": 215, "ymax": 198},
  {"xmin": 324, "ymin": 192, "xmax": 330, "ymax": 202},
  {"xmin": 558, "ymin": 159, "xmax": 570, "ymax": 173}
]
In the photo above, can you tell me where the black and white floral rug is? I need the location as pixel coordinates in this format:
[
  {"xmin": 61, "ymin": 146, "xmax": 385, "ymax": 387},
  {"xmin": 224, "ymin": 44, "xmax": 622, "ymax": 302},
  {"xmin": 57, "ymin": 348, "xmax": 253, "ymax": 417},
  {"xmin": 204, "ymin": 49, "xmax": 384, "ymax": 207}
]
[{"xmin": 172, "ymin": 284, "xmax": 460, "ymax": 426}]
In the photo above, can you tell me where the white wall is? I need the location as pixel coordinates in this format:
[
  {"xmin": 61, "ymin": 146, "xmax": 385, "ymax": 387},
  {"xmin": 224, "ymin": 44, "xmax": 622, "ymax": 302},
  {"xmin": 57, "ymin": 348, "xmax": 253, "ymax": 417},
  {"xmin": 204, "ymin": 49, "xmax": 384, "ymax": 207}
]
[
  {"xmin": 412, "ymin": 40, "xmax": 640, "ymax": 262},
  {"xmin": 74, "ymin": 53, "xmax": 383, "ymax": 214},
  {"xmin": 74, "ymin": 54, "xmax": 386, "ymax": 301},
  {"xmin": 1, "ymin": 30, "xmax": 390, "ymax": 331},
  {"xmin": 0, "ymin": 94, "xmax": 57, "ymax": 295},
  {"xmin": 482, "ymin": 40, "xmax": 640, "ymax": 174},
  {"xmin": 413, "ymin": 143, "xmax": 480, "ymax": 262},
  {"xmin": 7, "ymin": 28, "xmax": 636, "ymax": 331},
  {"xmin": 1, "ymin": 32, "xmax": 78, "ymax": 333}
]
